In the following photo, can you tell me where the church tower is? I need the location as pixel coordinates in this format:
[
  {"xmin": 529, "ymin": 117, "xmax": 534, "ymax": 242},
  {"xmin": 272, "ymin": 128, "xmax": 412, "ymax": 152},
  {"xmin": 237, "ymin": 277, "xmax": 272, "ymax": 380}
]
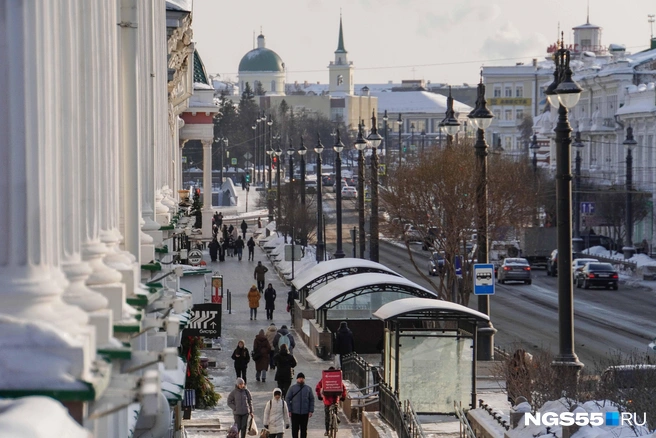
[{"xmin": 328, "ymin": 15, "xmax": 354, "ymax": 96}]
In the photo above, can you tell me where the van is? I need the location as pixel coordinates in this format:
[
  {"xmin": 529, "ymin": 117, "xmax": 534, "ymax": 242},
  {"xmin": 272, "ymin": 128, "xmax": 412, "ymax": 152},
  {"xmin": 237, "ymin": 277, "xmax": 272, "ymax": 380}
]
[{"xmin": 579, "ymin": 233, "xmax": 616, "ymax": 251}]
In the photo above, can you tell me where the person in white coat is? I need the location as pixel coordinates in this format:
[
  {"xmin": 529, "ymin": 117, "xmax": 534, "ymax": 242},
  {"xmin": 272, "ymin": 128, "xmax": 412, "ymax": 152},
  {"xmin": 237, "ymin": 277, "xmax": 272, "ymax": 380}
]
[{"xmin": 263, "ymin": 388, "xmax": 290, "ymax": 438}]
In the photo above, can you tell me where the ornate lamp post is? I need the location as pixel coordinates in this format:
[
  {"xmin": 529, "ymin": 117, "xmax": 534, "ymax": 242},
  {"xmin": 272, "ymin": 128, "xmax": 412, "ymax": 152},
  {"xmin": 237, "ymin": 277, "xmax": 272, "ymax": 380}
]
[
  {"xmin": 530, "ymin": 133, "xmax": 541, "ymax": 227},
  {"xmin": 545, "ymin": 35, "xmax": 584, "ymax": 372},
  {"xmin": 383, "ymin": 110, "xmax": 389, "ymax": 169},
  {"xmin": 266, "ymin": 146, "xmax": 274, "ymax": 226},
  {"xmin": 314, "ymin": 135, "xmax": 325, "ymax": 262},
  {"xmin": 410, "ymin": 122, "xmax": 415, "ymax": 156},
  {"xmin": 299, "ymin": 138, "xmax": 307, "ymax": 206},
  {"xmin": 354, "ymin": 123, "xmax": 368, "ymax": 259},
  {"xmin": 333, "ymin": 130, "xmax": 346, "ymax": 259},
  {"xmin": 572, "ymin": 131, "xmax": 585, "ymax": 252},
  {"xmin": 420, "ymin": 129, "xmax": 426, "ymax": 154},
  {"xmin": 267, "ymin": 115, "xmax": 273, "ymax": 184},
  {"xmin": 287, "ymin": 141, "xmax": 295, "ymax": 245},
  {"xmin": 221, "ymin": 137, "xmax": 228, "ymax": 185},
  {"xmin": 397, "ymin": 113, "xmax": 403, "ymax": 167},
  {"xmin": 468, "ymin": 74, "xmax": 494, "ymax": 361},
  {"xmin": 530, "ymin": 133, "xmax": 539, "ymax": 173},
  {"xmin": 623, "ymin": 126, "xmax": 637, "ymax": 259},
  {"xmin": 252, "ymin": 122, "xmax": 257, "ymax": 182},
  {"xmin": 367, "ymin": 110, "xmax": 383, "ymax": 263},
  {"xmin": 275, "ymin": 144, "xmax": 282, "ymax": 227},
  {"xmin": 441, "ymin": 86, "xmax": 460, "ymax": 147}
]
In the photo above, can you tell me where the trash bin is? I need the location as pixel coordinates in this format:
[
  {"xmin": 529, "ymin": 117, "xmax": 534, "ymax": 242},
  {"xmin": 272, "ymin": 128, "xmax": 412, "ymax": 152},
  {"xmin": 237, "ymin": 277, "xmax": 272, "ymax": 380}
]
[{"xmin": 315, "ymin": 345, "xmax": 325, "ymax": 359}]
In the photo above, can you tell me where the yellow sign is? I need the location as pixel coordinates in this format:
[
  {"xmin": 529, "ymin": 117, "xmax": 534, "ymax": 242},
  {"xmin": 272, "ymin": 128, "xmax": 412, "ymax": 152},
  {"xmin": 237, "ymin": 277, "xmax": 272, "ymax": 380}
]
[
  {"xmin": 488, "ymin": 98, "xmax": 531, "ymax": 106},
  {"xmin": 212, "ymin": 277, "xmax": 222, "ymax": 289},
  {"xmin": 378, "ymin": 164, "xmax": 386, "ymax": 176}
]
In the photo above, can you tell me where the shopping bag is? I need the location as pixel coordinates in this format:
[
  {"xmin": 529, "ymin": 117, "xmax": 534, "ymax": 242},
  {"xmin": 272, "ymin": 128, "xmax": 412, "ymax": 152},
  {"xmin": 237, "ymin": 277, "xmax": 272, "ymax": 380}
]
[
  {"xmin": 247, "ymin": 417, "xmax": 259, "ymax": 436},
  {"xmin": 259, "ymin": 427, "xmax": 270, "ymax": 438}
]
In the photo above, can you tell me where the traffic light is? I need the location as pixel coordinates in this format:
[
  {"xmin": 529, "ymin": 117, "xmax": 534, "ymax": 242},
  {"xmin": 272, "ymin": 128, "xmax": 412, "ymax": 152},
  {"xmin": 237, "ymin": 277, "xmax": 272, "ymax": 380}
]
[
  {"xmin": 272, "ymin": 156, "xmax": 278, "ymax": 169},
  {"xmin": 245, "ymin": 173, "xmax": 251, "ymax": 183},
  {"xmin": 403, "ymin": 146, "xmax": 407, "ymax": 153}
]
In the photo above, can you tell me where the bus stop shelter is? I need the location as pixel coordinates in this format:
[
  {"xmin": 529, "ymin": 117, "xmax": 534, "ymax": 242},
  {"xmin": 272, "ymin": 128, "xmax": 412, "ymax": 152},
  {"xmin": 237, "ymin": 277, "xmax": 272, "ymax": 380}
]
[
  {"xmin": 373, "ymin": 297, "xmax": 490, "ymax": 414},
  {"xmin": 306, "ymin": 274, "xmax": 438, "ymax": 354}
]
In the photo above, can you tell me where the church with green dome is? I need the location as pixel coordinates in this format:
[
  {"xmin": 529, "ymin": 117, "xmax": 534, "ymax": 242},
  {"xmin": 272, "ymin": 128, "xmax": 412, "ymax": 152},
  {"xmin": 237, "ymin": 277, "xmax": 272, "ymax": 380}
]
[{"xmin": 238, "ymin": 33, "xmax": 286, "ymax": 96}]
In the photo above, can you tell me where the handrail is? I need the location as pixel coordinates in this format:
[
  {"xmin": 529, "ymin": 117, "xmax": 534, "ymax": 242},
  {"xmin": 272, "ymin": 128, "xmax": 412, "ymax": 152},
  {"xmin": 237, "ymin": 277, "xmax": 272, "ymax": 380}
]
[
  {"xmin": 478, "ymin": 399, "xmax": 510, "ymax": 431},
  {"xmin": 454, "ymin": 401, "xmax": 476, "ymax": 438}
]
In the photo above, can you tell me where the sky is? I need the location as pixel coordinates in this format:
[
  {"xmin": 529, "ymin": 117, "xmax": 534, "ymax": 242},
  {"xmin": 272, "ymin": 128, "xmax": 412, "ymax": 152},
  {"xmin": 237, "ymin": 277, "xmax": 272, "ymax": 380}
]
[{"xmin": 191, "ymin": 0, "xmax": 655, "ymax": 87}]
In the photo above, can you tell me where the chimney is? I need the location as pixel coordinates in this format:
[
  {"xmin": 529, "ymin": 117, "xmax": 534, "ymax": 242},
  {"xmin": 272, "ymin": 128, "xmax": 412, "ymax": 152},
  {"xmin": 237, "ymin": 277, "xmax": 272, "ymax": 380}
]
[
  {"xmin": 532, "ymin": 58, "xmax": 537, "ymax": 67},
  {"xmin": 652, "ymin": 38, "xmax": 656, "ymax": 50}
]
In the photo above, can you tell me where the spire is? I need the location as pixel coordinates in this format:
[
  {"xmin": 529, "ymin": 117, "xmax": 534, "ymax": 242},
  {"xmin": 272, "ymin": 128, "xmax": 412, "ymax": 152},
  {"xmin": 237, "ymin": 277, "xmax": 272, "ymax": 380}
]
[
  {"xmin": 586, "ymin": 0, "xmax": 590, "ymax": 24},
  {"xmin": 336, "ymin": 14, "xmax": 346, "ymax": 53}
]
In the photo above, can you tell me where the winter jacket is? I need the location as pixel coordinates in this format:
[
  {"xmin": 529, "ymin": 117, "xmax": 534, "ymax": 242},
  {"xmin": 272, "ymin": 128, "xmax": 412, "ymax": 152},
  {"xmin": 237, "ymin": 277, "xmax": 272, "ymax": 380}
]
[
  {"xmin": 263, "ymin": 389, "xmax": 290, "ymax": 434},
  {"xmin": 286, "ymin": 382, "xmax": 315, "ymax": 415},
  {"xmin": 235, "ymin": 238, "xmax": 245, "ymax": 250},
  {"xmin": 231, "ymin": 346, "xmax": 250, "ymax": 369},
  {"xmin": 227, "ymin": 385, "xmax": 253, "ymax": 415},
  {"xmin": 253, "ymin": 331, "xmax": 272, "ymax": 372},
  {"xmin": 241, "ymin": 220, "xmax": 248, "ymax": 233},
  {"xmin": 247, "ymin": 288, "xmax": 261, "ymax": 309},
  {"xmin": 273, "ymin": 351, "xmax": 297, "ymax": 382},
  {"xmin": 316, "ymin": 379, "xmax": 347, "ymax": 406},
  {"xmin": 254, "ymin": 264, "xmax": 269, "ymax": 281},
  {"xmin": 264, "ymin": 286, "xmax": 277, "ymax": 310},
  {"xmin": 265, "ymin": 325, "xmax": 278, "ymax": 349},
  {"xmin": 247, "ymin": 238, "xmax": 256, "ymax": 250},
  {"xmin": 334, "ymin": 326, "xmax": 355, "ymax": 355},
  {"xmin": 273, "ymin": 327, "xmax": 296, "ymax": 353}
]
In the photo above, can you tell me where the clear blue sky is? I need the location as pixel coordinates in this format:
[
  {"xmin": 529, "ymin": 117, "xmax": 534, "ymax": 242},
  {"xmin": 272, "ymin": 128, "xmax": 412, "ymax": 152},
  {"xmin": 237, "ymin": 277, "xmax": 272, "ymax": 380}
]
[{"xmin": 192, "ymin": 0, "xmax": 655, "ymax": 86}]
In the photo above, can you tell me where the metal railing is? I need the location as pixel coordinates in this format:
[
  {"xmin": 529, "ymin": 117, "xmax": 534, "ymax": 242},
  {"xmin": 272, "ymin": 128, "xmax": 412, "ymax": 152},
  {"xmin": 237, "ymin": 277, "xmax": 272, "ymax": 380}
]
[
  {"xmin": 341, "ymin": 353, "xmax": 371, "ymax": 394},
  {"xmin": 379, "ymin": 381, "xmax": 425, "ymax": 438},
  {"xmin": 454, "ymin": 401, "xmax": 476, "ymax": 438}
]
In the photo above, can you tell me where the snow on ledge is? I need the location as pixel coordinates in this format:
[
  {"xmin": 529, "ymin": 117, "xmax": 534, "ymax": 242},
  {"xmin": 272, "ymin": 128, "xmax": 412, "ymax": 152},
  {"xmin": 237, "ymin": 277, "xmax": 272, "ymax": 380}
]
[{"xmin": 0, "ymin": 396, "xmax": 90, "ymax": 438}]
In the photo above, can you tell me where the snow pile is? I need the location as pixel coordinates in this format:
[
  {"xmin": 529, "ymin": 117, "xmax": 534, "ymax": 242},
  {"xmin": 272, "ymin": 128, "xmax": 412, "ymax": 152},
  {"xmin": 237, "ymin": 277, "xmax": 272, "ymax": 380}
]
[
  {"xmin": 261, "ymin": 233, "xmax": 317, "ymax": 280},
  {"xmin": 0, "ymin": 397, "xmax": 90, "ymax": 438},
  {"xmin": 583, "ymin": 246, "xmax": 656, "ymax": 269}
]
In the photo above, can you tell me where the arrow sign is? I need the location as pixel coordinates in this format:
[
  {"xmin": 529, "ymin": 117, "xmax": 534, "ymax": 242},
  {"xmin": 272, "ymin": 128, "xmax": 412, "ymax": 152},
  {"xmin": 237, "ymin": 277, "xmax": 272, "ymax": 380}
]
[
  {"xmin": 182, "ymin": 303, "xmax": 222, "ymax": 337},
  {"xmin": 244, "ymin": 152, "xmax": 252, "ymax": 159}
]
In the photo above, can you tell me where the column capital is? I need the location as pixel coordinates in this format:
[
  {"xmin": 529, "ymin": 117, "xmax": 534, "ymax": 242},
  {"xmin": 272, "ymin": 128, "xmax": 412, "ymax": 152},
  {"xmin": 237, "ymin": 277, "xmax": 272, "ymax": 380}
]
[{"xmin": 201, "ymin": 139, "xmax": 213, "ymax": 148}]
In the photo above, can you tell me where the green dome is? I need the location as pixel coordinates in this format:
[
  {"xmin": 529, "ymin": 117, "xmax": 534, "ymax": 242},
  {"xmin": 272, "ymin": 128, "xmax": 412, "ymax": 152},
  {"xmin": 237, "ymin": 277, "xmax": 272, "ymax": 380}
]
[{"xmin": 238, "ymin": 48, "xmax": 284, "ymax": 73}]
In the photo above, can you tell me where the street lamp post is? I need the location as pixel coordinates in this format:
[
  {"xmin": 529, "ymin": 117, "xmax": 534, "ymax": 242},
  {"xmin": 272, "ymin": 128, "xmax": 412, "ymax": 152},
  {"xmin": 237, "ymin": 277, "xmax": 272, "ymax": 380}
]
[
  {"xmin": 299, "ymin": 137, "xmax": 307, "ymax": 206},
  {"xmin": 410, "ymin": 123, "xmax": 415, "ymax": 157},
  {"xmin": 530, "ymin": 133, "xmax": 541, "ymax": 227},
  {"xmin": 623, "ymin": 126, "xmax": 637, "ymax": 259},
  {"xmin": 468, "ymin": 74, "xmax": 496, "ymax": 361},
  {"xmin": 266, "ymin": 147, "xmax": 274, "ymax": 226},
  {"xmin": 287, "ymin": 141, "xmax": 295, "ymax": 246},
  {"xmin": 220, "ymin": 138, "xmax": 228, "ymax": 185},
  {"xmin": 530, "ymin": 133, "xmax": 539, "ymax": 173},
  {"xmin": 367, "ymin": 110, "xmax": 383, "ymax": 263},
  {"xmin": 572, "ymin": 131, "xmax": 585, "ymax": 252},
  {"xmin": 441, "ymin": 86, "xmax": 460, "ymax": 147},
  {"xmin": 397, "ymin": 113, "xmax": 403, "ymax": 167},
  {"xmin": 275, "ymin": 144, "xmax": 282, "ymax": 228},
  {"xmin": 355, "ymin": 123, "xmax": 368, "ymax": 259},
  {"xmin": 421, "ymin": 130, "xmax": 426, "ymax": 154},
  {"xmin": 267, "ymin": 115, "xmax": 273, "ymax": 184},
  {"xmin": 252, "ymin": 121, "xmax": 258, "ymax": 184},
  {"xmin": 383, "ymin": 110, "xmax": 389, "ymax": 169},
  {"xmin": 334, "ymin": 130, "xmax": 346, "ymax": 259},
  {"xmin": 315, "ymin": 134, "xmax": 325, "ymax": 263},
  {"xmin": 545, "ymin": 36, "xmax": 584, "ymax": 372}
]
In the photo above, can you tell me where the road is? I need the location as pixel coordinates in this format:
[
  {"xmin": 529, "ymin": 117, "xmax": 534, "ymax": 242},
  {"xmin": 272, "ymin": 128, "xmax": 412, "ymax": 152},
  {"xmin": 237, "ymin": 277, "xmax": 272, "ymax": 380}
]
[{"xmin": 320, "ymin": 190, "xmax": 656, "ymax": 368}]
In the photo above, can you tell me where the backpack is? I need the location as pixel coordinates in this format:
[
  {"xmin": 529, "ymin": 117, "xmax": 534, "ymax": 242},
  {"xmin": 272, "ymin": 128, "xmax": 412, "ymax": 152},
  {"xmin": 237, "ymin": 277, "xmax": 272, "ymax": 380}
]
[{"xmin": 278, "ymin": 333, "xmax": 291, "ymax": 351}]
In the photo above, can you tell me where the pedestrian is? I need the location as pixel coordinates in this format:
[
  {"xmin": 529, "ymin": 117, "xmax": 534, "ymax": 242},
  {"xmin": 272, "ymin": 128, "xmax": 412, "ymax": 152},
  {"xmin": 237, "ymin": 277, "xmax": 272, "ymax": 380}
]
[
  {"xmin": 334, "ymin": 321, "xmax": 355, "ymax": 369},
  {"xmin": 286, "ymin": 373, "xmax": 315, "ymax": 438},
  {"xmin": 235, "ymin": 236, "xmax": 245, "ymax": 261},
  {"xmin": 264, "ymin": 283, "xmax": 277, "ymax": 320},
  {"xmin": 248, "ymin": 285, "xmax": 261, "ymax": 321},
  {"xmin": 218, "ymin": 238, "xmax": 226, "ymax": 262},
  {"xmin": 254, "ymin": 261, "xmax": 269, "ymax": 292},
  {"xmin": 273, "ymin": 344, "xmax": 297, "ymax": 400},
  {"xmin": 222, "ymin": 225, "xmax": 229, "ymax": 241},
  {"xmin": 241, "ymin": 174, "xmax": 247, "ymax": 190},
  {"xmin": 247, "ymin": 237, "xmax": 256, "ymax": 261},
  {"xmin": 216, "ymin": 212, "xmax": 224, "ymax": 228},
  {"xmin": 253, "ymin": 329, "xmax": 272, "ymax": 382},
  {"xmin": 212, "ymin": 223, "xmax": 219, "ymax": 238},
  {"xmin": 231, "ymin": 225, "xmax": 239, "ymax": 241},
  {"xmin": 231, "ymin": 340, "xmax": 250, "ymax": 384},
  {"xmin": 208, "ymin": 237, "xmax": 219, "ymax": 262},
  {"xmin": 227, "ymin": 378, "xmax": 254, "ymax": 438},
  {"xmin": 263, "ymin": 388, "xmax": 290, "ymax": 438},
  {"xmin": 273, "ymin": 324, "xmax": 295, "ymax": 354},
  {"xmin": 316, "ymin": 367, "xmax": 347, "ymax": 436},
  {"xmin": 257, "ymin": 217, "xmax": 263, "ymax": 229},
  {"xmin": 241, "ymin": 219, "xmax": 248, "ymax": 239},
  {"xmin": 227, "ymin": 236, "xmax": 235, "ymax": 257},
  {"xmin": 228, "ymin": 224, "xmax": 234, "ymax": 236},
  {"xmin": 287, "ymin": 286, "xmax": 299, "ymax": 323},
  {"xmin": 213, "ymin": 211, "xmax": 220, "ymax": 226},
  {"xmin": 266, "ymin": 323, "xmax": 278, "ymax": 369}
]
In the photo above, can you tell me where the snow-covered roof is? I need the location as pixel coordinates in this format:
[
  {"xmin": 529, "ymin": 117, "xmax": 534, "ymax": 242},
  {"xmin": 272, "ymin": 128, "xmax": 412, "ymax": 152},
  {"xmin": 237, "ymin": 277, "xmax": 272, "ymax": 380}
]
[
  {"xmin": 0, "ymin": 396, "xmax": 89, "ymax": 438},
  {"xmin": 306, "ymin": 273, "xmax": 438, "ymax": 310},
  {"xmin": 166, "ymin": 0, "xmax": 191, "ymax": 12},
  {"xmin": 373, "ymin": 297, "xmax": 490, "ymax": 321},
  {"xmin": 371, "ymin": 90, "xmax": 472, "ymax": 115},
  {"xmin": 291, "ymin": 258, "xmax": 401, "ymax": 290}
]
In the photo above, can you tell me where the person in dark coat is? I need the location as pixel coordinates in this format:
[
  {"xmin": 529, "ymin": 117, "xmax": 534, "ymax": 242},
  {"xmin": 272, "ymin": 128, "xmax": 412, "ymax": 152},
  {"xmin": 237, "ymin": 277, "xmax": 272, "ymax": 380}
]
[
  {"xmin": 218, "ymin": 238, "xmax": 226, "ymax": 262},
  {"xmin": 222, "ymin": 225, "xmax": 229, "ymax": 241},
  {"xmin": 227, "ymin": 236, "xmax": 235, "ymax": 257},
  {"xmin": 253, "ymin": 329, "xmax": 272, "ymax": 382},
  {"xmin": 227, "ymin": 378, "xmax": 253, "ymax": 438},
  {"xmin": 247, "ymin": 237, "xmax": 256, "ymax": 261},
  {"xmin": 228, "ymin": 224, "xmax": 235, "ymax": 236},
  {"xmin": 231, "ymin": 340, "xmax": 250, "ymax": 383},
  {"xmin": 215, "ymin": 212, "xmax": 223, "ymax": 228},
  {"xmin": 208, "ymin": 238, "xmax": 219, "ymax": 262},
  {"xmin": 257, "ymin": 217, "xmax": 263, "ymax": 229},
  {"xmin": 286, "ymin": 373, "xmax": 315, "ymax": 438},
  {"xmin": 241, "ymin": 219, "xmax": 248, "ymax": 239},
  {"xmin": 264, "ymin": 283, "xmax": 277, "ymax": 320},
  {"xmin": 334, "ymin": 321, "xmax": 355, "ymax": 369},
  {"xmin": 254, "ymin": 261, "xmax": 269, "ymax": 292},
  {"xmin": 287, "ymin": 286, "xmax": 299, "ymax": 325},
  {"xmin": 235, "ymin": 236, "xmax": 245, "ymax": 261},
  {"xmin": 273, "ymin": 344, "xmax": 297, "ymax": 397}
]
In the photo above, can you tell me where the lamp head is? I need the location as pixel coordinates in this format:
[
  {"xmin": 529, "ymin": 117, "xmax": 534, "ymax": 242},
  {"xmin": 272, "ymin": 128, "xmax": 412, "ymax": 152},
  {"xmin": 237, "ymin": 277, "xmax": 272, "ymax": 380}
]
[
  {"xmin": 287, "ymin": 141, "xmax": 295, "ymax": 156},
  {"xmin": 530, "ymin": 133, "xmax": 540, "ymax": 150},
  {"xmin": 623, "ymin": 126, "xmax": 637, "ymax": 150},
  {"xmin": 298, "ymin": 137, "xmax": 307, "ymax": 156},
  {"xmin": 396, "ymin": 113, "xmax": 402, "ymax": 125},
  {"xmin": 383, "ymin": 109, "xmax": 388, "ymax": 122},
  {"xmin": 367, "ymin": 110, "xmax": 383, "ymax": 149},
  {"xmin": 267, "ymin": 114, "xmax": 273, "ymax": 126},
  {"xmin": 467, "ymin": 77, "xmax": 493, "ymax": 130},
  {"xmin": 275, "ymin": 145, "xmax": 282, "ymax": 156},
  {"xmin": 555, "ymin": 53, "xmax": 583, "ymax": 108},
  {"xmin": 354, "ymin": 123, "xmax": 369, "ymax": 151},
  {"xmin": 333, "ymin": 129, "xmax": 345, "ymax": 153},
  {"xmin": 314, "ymin": 133, "xmax": 324, "ymax": 154}
]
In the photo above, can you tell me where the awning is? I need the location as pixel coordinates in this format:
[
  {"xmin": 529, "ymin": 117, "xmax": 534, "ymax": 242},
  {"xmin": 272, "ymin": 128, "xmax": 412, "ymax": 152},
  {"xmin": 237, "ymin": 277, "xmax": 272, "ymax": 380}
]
[
  {"xmin": 373, "ymin": 297, "xmax": 489, "ymax": 322},
  {"xmin": 292, "ymin": 259, "xmax": 401, "ymax": 292}
]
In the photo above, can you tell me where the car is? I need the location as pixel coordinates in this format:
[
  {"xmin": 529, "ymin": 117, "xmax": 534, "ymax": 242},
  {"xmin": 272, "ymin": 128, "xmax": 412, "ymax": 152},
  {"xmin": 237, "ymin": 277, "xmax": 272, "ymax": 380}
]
[
  {"xmin": 421, "ymin": 227, "xmax": 440, "ymax": 250},
  {"xmin": 341, "ymin": 186, "xmax": 357, "ymax": 198},
  {"xmin": 575, "ymin": 262, "xmax": 619, "ymax": 290},
  {"xmin": 333, "ymin": 179, "xmax": 348, "ymax": 193},
  {"xmin": 305, "ymin": 181, "xmax": 318, "ymax": 194},
  {"xmin": 546, "ymin": 249, "xmax": 558, "ymax": 276},
  {"xmin": 403, "ymin": 224, "xmax": 422, "ymax": 242},
  {"xmin": 497, "ymin": 258, "xmax": 532, "ymax": 285},
  {"xmin": 428, "ymin": 252, "xmax": 445, "ymax": 276},
  {"xmin": 572, "ymin": 258, "xmax": 598, "ymax": 281}
]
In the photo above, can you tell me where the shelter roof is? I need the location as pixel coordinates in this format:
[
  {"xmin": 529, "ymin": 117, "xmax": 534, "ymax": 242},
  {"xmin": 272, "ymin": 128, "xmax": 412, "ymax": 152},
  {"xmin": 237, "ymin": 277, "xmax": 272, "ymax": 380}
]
[
  {"xmin": 373, "ymin": 297, "xmax": 489, "ymax": 322},
  {"xmin": 306, "ymin": 274, "xmax": 437, "ymax": 310},
  {"xmin": 292, "ymin": 259, "xmax": 401, "ymax": 291}
]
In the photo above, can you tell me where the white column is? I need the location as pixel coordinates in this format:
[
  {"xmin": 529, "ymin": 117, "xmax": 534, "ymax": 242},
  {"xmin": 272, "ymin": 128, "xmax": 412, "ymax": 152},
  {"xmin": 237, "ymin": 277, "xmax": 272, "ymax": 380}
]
[
  {"xmin": 202, "ymin": 139, "xmax": 214, "ymax": 238},
  {"xmin": 0, "ymin": 0, "xmax": 92, "ymax": 390}
]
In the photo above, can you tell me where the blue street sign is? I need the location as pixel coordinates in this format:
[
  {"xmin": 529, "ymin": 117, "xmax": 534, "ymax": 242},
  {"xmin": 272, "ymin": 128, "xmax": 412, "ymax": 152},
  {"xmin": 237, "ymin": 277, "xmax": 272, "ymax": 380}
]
[
  {"xmin": 455, "ymin": 255, "xmax": 462, "ymax": 278},
  {"xmin": 473, "ymin": 263, "xmax": 495, "ymax": 295},
  {"xmin": 581, "ymin": 202, "xmax": 595, "ymax": 214}
]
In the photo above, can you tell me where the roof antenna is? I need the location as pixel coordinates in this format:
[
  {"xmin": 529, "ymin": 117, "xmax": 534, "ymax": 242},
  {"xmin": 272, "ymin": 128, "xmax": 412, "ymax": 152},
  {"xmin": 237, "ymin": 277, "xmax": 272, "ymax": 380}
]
[
  {"xmin": 649, "ymin": 15, "xmax": 655, "ymax": 40},
  {"xmin": 260, "ymin": 26, "xmax": 263, "ymax": 35},
  {"xmin": 586, "ymin": 0, "xmax": 590, "ymax": 24},
  {"xmin": 253, "ymin": 31, "xmax": 255, "ymax": 49}
]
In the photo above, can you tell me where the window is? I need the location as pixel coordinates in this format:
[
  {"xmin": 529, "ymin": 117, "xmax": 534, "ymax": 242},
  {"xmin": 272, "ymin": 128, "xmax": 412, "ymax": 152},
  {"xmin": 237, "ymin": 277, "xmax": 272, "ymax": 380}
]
[
  {"xmin": 516, "ymin": 86, "xmax": 523, "ymax": 98},
  {"xmin": 493, "ymin": 109, "xmax": 501, "ymax": 120},
  {"xmin": 505, "ymin": 109, "xmax": 513, "ymax": 120},
  {"xmin": 271, "ymin": 80, "xmax": 276, "ymax": 92},
  {"xmin": 505, "ymin": 87, "xmax": 512, "ymax": 97},
  {"xmin": 494, "ymin": 87, "xmax": 501, "ymax": 97},
  {"xmin": 505, "ymin": 136, "xmax": 513, "ymax": 150},
  {"xmin": 516, "ymin": 109, "xmax": 524, "ymax": 120}
]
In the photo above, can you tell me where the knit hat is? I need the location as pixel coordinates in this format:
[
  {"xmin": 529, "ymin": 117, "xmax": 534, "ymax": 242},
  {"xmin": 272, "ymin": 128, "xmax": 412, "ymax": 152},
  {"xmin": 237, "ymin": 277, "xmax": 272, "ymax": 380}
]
[
  {"xmin": 296, "ymin": 372, "xmax": 305, "ymax": 379},
  {"xmin": 236, "ymin": 378, "xmax": 245, "ymax": 385}
]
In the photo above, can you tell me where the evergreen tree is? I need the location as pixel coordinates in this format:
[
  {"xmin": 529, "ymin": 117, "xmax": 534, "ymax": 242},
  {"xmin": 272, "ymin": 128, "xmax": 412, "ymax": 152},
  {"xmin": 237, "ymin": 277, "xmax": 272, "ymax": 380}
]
[
  {"xmin": 181, "ymin": 336, "xmax": 220, "ymax": 408},
  {"xmin": 254, "ymin": 80, "xmax": 266, "ymax": 96}
]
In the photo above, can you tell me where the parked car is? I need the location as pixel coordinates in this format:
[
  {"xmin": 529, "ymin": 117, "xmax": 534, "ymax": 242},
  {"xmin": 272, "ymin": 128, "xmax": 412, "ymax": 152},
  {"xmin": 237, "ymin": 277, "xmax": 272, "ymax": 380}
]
[
  {"xmin": 341, "ymin": 186, "xmax": 357, "ymax": 198},
  {"xmin": 572, "ymin": 258, "xmax": 598, "ymax": 282},
  {"xmin": 404, "ymin": 224, "xmax": 422, "ymax": 242},
  {"xmin": 333, "ymin": 179, "xmax": 348, "ymax": 193},
  {"xmin": 575, "ymin": 262, "xmax": 619, "ymax": 290},
  {"xmin": 305, "ymin": 180, "xmax": 318, "ymax": 194},
  {"xmin": 497, "ymin": 258, "xmax": 532, "ymax": 285},
  {"xmin": 546, "ymin": 249, "xmax": 558, "ymax": 276},
  {"xmin": 428, "ymin": 252, "xmax": 445, "ymax": 276}
]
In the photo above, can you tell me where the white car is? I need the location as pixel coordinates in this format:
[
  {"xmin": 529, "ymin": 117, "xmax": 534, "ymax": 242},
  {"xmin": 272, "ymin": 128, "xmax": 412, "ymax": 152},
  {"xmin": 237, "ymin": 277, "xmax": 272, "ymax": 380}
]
[
  {"xmin": 572, "ymin": 258, "xmax": 598, "ymax": 281},
  {"xmin": 341, "ymin": 186, "xmax": 357, "ymax": 198}
]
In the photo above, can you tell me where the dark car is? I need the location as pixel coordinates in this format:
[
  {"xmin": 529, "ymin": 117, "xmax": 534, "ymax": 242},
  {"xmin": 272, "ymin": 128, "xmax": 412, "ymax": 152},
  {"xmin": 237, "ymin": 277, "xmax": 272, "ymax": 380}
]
[
  {"xmin": 428, "ymin": 252, "xmax": 445, "ymax": 276},
  {"xmin": 575, "ymin": 262, "xmax": 619, "ymax": 290},
  {"xmin": 497, "ymin": 257, "xmax": 532, "ymax": 285},
  {"xmin": 546, "ymin": 249, "xmax": 558, "ymax": 276}
]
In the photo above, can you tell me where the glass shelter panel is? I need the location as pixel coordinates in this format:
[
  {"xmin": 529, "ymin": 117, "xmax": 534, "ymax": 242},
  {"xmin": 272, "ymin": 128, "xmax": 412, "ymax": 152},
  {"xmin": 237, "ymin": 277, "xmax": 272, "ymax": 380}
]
[
  {"xmin": 326, "ymin": 292, "xmax": 410, "ymax": 320},
  {"xmin": 397, "ymin": 332, "xmax": 473, "ymax": 414}
]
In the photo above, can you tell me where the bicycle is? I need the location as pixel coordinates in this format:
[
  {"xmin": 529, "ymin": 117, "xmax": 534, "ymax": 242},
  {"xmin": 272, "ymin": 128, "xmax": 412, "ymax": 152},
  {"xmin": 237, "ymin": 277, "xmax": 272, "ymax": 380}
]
[{"xmin": 327, "ymin": 402, "xmax": 339, "ymax": 438}]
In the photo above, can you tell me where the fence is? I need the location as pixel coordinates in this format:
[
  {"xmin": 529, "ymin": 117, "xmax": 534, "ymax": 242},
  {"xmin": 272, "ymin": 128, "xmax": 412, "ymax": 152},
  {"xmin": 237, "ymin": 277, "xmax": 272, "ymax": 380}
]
[
  {"xmin": 378, "ymin": 381, "xmax": 425, "ymax": 438},
  {"xmin": 341, "ymin": 353, "xmax": 373, "ymax": 395},
  {"xmin": 454, "ymin": 401, "xmax": 477, "ymax": 438}
]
